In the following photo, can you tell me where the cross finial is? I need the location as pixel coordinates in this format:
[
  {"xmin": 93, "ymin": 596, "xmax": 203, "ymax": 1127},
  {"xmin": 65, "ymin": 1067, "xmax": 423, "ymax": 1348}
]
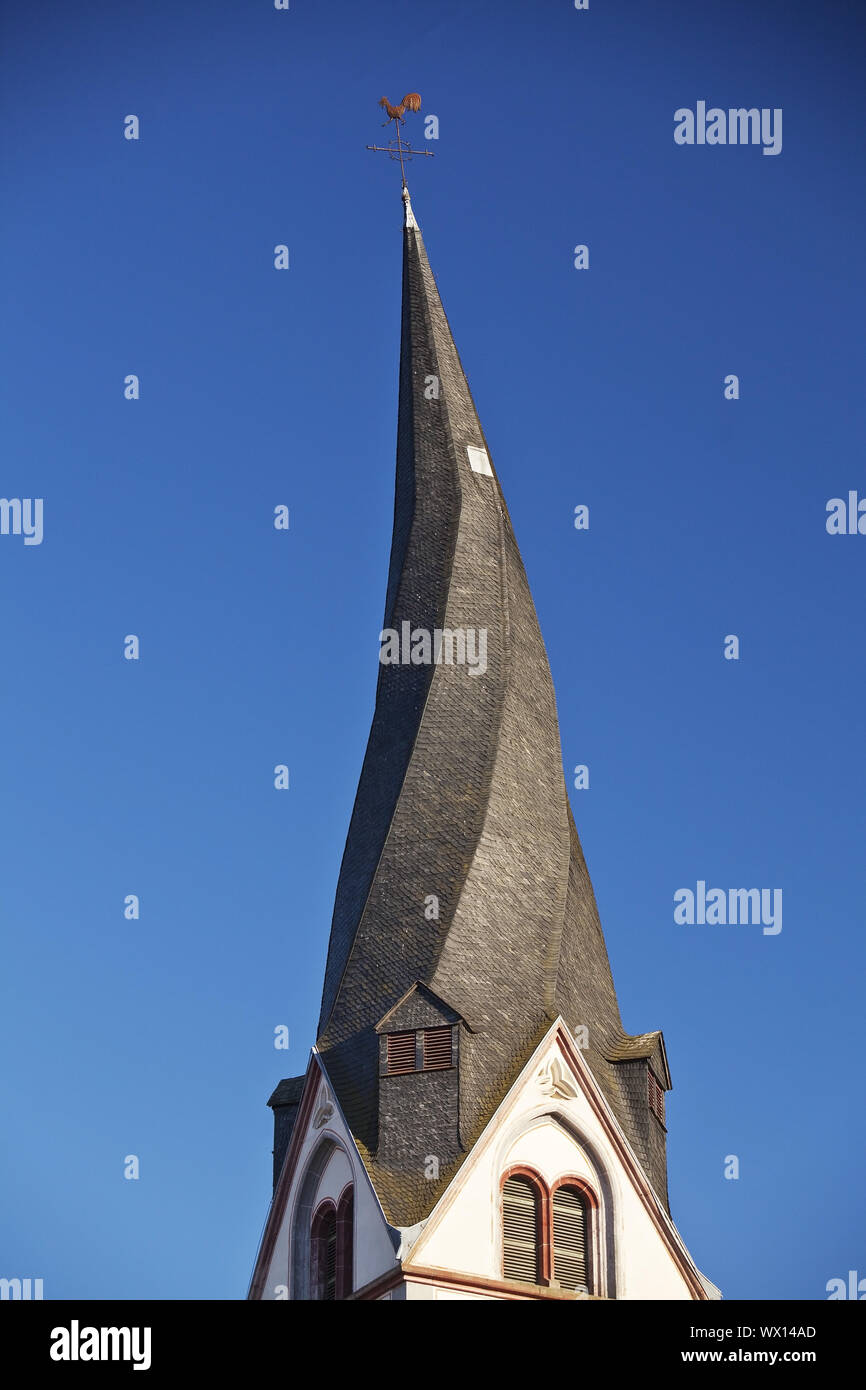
[{"xmin": 366, "ymin": 90, "xmax": 434, "ymax": 190}]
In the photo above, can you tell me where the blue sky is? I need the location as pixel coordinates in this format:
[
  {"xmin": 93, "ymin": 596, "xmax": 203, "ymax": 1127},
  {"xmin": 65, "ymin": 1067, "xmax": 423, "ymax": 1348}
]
[{"xmin": 2, "ymin": 0, "xmax": 864, "ymax": 1300}]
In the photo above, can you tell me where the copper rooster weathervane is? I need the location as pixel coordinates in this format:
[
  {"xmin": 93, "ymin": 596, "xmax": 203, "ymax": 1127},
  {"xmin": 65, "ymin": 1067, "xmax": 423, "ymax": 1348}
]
[{"xmin": 366, "ymin": 91, "xmax": 434, "ymax": 187}]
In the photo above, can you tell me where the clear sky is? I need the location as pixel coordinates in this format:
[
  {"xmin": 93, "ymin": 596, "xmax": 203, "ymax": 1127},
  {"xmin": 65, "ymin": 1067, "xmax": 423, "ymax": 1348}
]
[{"xmin": 2, "ymin": 0, "xmax": 864, "ymax": 1301}]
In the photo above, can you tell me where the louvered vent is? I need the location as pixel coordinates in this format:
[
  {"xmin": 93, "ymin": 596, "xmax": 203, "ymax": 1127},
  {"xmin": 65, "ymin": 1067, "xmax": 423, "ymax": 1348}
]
[
  {"xmin": 386, "ymin": 1031, "xmax": 416, "ymax": 1074},
  {"xmin": 323, "ymin": 1217, "xmax": 337, "ymax": 1302},
  {"xmin": 648, "ymin": 1068, "xmax": 666, "ymax": 1124},
  {"xmin": 422, "ymin": 1026, "xmax": 453, "ymax": 1070},
  {"xmin": 336, "ymin": 1188, "xmax": 354, "ymax": 1301},
  {"xmin": 552, "ymin": 1186, "xmax": 589, "ymax": 1291},
  {"xmin": 502, "ymin": 1176, "xmax": 540, "ymax": 1284}
]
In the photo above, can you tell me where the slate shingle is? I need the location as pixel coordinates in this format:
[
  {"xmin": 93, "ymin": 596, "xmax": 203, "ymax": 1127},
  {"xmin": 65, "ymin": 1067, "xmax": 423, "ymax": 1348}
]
[{"xmin": 313, "ymin": 190, "xmax": 671, "ymax": 1224}]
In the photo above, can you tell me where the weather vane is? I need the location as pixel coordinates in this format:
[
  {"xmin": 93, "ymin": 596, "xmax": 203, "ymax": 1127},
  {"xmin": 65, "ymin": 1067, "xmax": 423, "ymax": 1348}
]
[{"xmin": 366, "ymin": 91, "xmax": 434, "ymax": 187}]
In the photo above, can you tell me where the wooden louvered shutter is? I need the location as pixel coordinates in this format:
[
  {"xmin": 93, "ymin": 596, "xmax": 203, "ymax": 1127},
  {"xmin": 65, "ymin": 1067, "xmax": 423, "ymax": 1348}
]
[
  {"xmin": 336, "ymin": 1188, "xmax": 354, "ymax": 1300},
  {"xmin": 312, "ymin": 1205, "xmax": 338, "ymax": 1301},
  {"xmin": 502, "ymin": 1175, "xmax": 540, "ymax": 1283},
  {"xmin": 422, "ymin": 1026, "xmax": 453, "ymax": 1070},
  {"xmin": 552, "ymin": 1186, "xmax": 589, "ymax": 1292},
  {"xmin": 386, "ymin": 1031, "xmax": 416, "ymax": 1074},
  {"xmin": 648, "ymin": 1068, "xmax": 666, "ymax": 1124},
  {"xmin": 323, "ymin": 1212, "xmax": 337, "ymax": 1301}
]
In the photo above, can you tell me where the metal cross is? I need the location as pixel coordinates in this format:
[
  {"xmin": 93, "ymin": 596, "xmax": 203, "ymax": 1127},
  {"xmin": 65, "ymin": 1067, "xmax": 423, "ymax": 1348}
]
[{"xmin": 366, "ymin": 92, "xmax": 434, "ymax": 187}]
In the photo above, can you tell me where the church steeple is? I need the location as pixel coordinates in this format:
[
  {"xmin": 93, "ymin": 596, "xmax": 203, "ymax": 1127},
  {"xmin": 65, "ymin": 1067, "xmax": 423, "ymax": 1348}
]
[{"xmin": 314, "ymin": 186, "xmax": 673, "ymax": 1227}]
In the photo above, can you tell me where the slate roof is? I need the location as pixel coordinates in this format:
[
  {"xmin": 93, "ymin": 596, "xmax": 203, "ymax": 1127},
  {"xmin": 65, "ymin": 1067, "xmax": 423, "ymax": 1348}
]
[
  {"xmin": 313, "ymin": 186, "xmax": 671, "ymax": 1225},
  {"xmin": 267, "ymin": 1075, "xmax": 305, "ymax": 1109}
]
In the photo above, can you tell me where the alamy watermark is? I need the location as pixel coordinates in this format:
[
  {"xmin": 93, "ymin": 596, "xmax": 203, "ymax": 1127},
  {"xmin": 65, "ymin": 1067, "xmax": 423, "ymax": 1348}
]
[
  {"xmin": 826, "ymin": 491, "xmax": 866, "ymax": 535},
  {"xmin": 0, "ymin": 497, "xmax": 43, "ymax": 545},
  {"xmin": 674, "ymin": 103, "xmax": 782, "ymax": 156},
  {"xmin": 379, "ymin": 622, "xmax": 487, "ymax": 676},
  {"xmin": 50, "ymin": 1322, "xmax": 151, "ymax": 1371},
  {"xmin": 1, "ymin": 1277, "xmax": 44, "ymax": 1299},
  {"xmin": 674, "ymin": 881, "xmax": 782, "ymax": 935},
  {"xmin": 826, "ymin": 1270, "xmax": 865, "ymax": 1299}
]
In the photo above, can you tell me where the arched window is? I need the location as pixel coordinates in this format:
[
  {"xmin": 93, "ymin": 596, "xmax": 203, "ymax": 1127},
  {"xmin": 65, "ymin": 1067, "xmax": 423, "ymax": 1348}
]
[
  {"xmin": 290, "ymin": 1138, "xmax": 356, "ymax": 1300},
  {"xmin": 502, "ymin": 1174, "xmax": 542, "ymax": 1284},
  {"xmin": 552, "ymin": 1184, "xmax": 591, "ymax": 1292},
  {"xmin": 501, "ymin": 1168, "xmax": 598, "ymax": 1293},
  {"xmin": 335, "ymin": 1186, "xmax": 354, "ymax": 1299},
  {"xmin": 310, "ymin": 1201, "xmax": 337, "ymax": 1301}
]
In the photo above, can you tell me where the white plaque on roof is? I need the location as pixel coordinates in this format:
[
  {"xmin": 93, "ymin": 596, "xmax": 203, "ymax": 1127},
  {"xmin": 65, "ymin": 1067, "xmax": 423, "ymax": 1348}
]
[{"xmin": 466, "ymin": 445, "xmax": 493, "ymax": 476}]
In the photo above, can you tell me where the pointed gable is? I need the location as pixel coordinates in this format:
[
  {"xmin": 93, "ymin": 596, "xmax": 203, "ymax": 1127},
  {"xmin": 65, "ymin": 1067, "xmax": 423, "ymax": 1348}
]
[
  {"xmin": 249, "ymin": 1053, "xmax": 398, "ymax": 1301},
  {"xmin": 403, "ymin": 1020, "xmax": 711, "ymax": 1301},
  {"xmin": 375, "ymin": 982, "xmax": 465, "ymax": 1034}
]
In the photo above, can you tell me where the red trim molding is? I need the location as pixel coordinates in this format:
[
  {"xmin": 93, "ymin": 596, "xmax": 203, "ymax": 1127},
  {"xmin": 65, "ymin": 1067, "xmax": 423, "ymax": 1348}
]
[
  {"xmin": 350, "ymin": 1264, "xmax": 604, "ymax": 1301},
  {"xmin": 405, "ymin": 1265, "xmax": 603, "ymax": 1301},
  {"xmin": 550, "ymin": 1174, "xmax": 599, "ymax": 1208},
  {"xmin": 347, "ymin": 1267, "xmax": 404, "ymax": 1301},
  {"xmin": 335, "ymin": 1186, "xmax": 354, "ymax": 1300}
]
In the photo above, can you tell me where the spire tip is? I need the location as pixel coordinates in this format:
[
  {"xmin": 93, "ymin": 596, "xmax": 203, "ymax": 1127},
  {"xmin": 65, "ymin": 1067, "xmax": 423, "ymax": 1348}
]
[{"xmin": 402, "ymin": 184, "xmax": 419, "ymax": 230}]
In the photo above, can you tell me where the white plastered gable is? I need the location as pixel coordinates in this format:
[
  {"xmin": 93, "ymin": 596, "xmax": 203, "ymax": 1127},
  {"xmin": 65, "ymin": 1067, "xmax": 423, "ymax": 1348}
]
[
  {"xmin": 401, "ymin": 1019, "xmax": 714, "ymax": 1300},
  {"xmin": 253, "ymin": 1052, "xmax": 398, "ymax": 1300}
]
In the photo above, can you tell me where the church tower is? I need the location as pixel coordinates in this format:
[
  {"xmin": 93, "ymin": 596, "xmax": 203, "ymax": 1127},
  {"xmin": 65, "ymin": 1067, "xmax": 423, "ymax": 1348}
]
[{"xmin": 249, "ymin": 184, "xmax": 718, "ymax": 1302}]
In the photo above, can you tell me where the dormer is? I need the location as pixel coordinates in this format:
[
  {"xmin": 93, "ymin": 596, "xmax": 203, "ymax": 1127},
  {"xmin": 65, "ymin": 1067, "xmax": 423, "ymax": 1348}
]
[{"xmin": 374, "ymin": 983, "xmax": 468, "ymax": 1171}]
